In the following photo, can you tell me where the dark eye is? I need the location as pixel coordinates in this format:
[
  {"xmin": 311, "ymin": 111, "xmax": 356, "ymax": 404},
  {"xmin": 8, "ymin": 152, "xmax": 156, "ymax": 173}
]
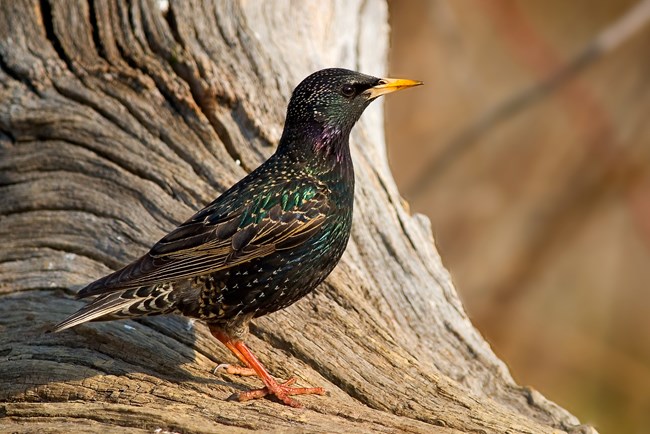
[{"xmin": 341, "ymin": 84, "xmax": 355, "ymax": 97}]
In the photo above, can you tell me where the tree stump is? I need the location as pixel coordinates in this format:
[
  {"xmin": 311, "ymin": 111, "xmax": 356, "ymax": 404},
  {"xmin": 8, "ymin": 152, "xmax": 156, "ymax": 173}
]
[{"xmin": 0, "ymin": 1, "xmax": 596, "ymax": 433}]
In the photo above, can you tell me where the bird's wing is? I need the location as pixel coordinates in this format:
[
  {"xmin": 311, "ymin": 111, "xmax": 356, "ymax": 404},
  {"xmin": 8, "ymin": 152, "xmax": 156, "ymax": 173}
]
[{"xmin": 77, "ymin": 180, "xmax": 331, "ymax": 298}]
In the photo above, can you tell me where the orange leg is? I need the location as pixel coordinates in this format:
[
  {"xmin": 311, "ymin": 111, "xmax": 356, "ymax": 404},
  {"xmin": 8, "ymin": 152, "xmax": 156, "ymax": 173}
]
[
  {"xmin": 209, "ymin": 326, "xmax": 326, "ymax": 407},
  {"xmin": 210, "ymin": 327, "xmax": 257, "ymax": 376}
]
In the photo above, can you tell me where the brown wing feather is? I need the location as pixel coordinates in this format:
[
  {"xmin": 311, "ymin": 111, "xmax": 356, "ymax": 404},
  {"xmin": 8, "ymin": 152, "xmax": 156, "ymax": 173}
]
[{"xmin": 78, "ymin": 184, "xmax": 330, "ymax": 298}]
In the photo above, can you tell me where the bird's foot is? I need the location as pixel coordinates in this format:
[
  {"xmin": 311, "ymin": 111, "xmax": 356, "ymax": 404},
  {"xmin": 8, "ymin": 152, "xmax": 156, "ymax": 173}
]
[
  {"xmin": 231, "ymin": 377, "xmax": 326, "ymax": 408},
  {"xmin": 213, "ymin": 363, "xmax": 257, "ymax": 376}
]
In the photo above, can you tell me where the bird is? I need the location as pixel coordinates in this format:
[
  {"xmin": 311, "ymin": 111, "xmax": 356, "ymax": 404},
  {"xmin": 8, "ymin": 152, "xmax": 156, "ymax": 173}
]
[{"xmin": 52, "ymin": 68, "xmax": 422, "ymax": 407}]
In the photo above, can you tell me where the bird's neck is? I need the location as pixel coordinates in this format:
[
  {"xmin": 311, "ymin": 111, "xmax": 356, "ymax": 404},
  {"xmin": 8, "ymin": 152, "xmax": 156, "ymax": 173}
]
[{"xmin": 278, "ymin": 122, "xmax": 354, "ymax": 175}]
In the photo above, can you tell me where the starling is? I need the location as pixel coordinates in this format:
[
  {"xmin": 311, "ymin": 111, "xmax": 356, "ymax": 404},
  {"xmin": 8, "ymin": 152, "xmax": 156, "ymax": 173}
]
[{"xmin": 53, "ymin": 68, "xmax": 421, "ymax": 407}]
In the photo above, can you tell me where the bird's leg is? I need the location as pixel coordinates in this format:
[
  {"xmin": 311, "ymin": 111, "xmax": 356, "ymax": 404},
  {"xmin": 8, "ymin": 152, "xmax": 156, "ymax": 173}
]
[
  {"xmin": 210, "ymin": 326, "xmax": 325, "ymax": 407},
  {"xmin": 229, "ymin": 339, "xmax": 326, "ymax": 408},
  {"xmin": 209, "ymin": 326, "xmax": 256, "ymax": 376}
]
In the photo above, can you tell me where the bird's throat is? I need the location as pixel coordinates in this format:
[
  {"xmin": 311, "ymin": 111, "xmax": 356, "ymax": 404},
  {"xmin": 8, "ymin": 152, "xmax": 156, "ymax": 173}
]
[
  {"xmin": 279, "ymin": 121, "xmax": 353, "ymax": 170},
  {"xmin": 312, "ymin": 124, "xmax": 351, "ymax": 164}
]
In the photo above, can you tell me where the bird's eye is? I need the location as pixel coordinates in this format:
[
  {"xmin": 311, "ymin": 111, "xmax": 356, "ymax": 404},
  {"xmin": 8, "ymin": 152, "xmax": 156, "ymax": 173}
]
[{"xmin": 341, "ymin": 84, "xmax": 355, "ymax": 97}]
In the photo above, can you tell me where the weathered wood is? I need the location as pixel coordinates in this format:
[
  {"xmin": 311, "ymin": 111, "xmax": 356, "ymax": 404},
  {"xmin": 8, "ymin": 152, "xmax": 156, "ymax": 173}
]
[{"xmin": 0, "ymin": 1, "xmax": 596, "ymax": 433}]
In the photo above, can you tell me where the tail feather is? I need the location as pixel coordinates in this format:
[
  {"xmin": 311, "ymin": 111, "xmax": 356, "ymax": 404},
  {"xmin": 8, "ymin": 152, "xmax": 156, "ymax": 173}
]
[{"xmin": 52, "ymin": 284, "xmax": 178, "ymax": 333}]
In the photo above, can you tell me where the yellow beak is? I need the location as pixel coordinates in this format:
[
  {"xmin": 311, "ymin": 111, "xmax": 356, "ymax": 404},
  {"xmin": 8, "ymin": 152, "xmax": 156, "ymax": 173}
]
[{"xmin": 365, "ymin": 77, "xmax": 423, "ymax": 99}]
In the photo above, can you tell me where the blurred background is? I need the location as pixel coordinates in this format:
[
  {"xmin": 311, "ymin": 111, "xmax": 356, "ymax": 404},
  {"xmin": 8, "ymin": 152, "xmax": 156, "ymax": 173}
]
[{"xmin": 383, "ymin": 1, "xmax": 650, "ymax": 433}]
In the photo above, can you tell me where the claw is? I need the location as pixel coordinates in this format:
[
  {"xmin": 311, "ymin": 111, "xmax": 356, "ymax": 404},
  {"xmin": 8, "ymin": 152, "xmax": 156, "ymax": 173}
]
[{"xmin": 214, "ymin": 363, "xmax": 257, "ymax": 376}]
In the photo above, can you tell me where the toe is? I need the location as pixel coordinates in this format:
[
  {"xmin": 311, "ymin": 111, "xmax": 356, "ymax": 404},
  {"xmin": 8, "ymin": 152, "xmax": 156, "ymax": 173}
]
[{"xmin": 214, "ymin": 364, "xmax": 257, "ymax": 376}]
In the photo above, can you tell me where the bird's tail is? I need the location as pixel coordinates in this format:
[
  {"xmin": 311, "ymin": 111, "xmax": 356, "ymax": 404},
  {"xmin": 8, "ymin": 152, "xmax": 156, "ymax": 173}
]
[{"xmin": 51, "ymin": 284, "xmax": 178, "ymax": 333}]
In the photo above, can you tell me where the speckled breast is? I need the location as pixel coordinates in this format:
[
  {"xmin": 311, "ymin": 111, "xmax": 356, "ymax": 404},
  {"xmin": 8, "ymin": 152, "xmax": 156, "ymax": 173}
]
[{"xmin": 194, "ymin": 204, "xmax": 353, "ymax": 322}]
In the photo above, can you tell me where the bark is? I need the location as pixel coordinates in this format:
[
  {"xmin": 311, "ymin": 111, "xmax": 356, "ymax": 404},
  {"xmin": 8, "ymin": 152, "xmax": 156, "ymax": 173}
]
[{"xmin": 0, "ymin": 1, "xmax": 596, "ymax": 433}]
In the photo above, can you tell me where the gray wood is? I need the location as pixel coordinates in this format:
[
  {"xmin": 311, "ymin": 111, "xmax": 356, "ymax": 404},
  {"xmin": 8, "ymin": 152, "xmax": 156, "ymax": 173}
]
[{"xmin": 0, "ymin": 1, "xmax": 596, "ymax": 433}]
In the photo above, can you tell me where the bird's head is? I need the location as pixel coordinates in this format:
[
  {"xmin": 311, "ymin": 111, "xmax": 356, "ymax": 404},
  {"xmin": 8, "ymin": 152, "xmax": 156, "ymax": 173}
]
[{"xmin": 279, "ymin": 68, "xmax": 421, "ymax": 162}]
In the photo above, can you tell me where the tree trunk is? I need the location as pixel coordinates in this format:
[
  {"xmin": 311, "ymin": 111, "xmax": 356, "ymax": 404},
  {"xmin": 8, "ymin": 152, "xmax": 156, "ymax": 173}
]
[{"xmin": 0, "ymin": 1, "xmax": 595, "ymax": 433}]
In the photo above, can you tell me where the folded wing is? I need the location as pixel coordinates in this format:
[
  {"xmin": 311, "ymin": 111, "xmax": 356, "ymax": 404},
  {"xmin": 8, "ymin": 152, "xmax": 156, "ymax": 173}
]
[{"xmin": 78, "ymin": 181, "xmax": 331, "ymax": 298}]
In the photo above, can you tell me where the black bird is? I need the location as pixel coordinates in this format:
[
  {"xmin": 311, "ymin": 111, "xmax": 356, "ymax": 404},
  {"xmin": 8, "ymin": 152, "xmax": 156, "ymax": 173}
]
[{"xmin": 53, "ymin": 68, "xmax": 421, "ymax": 407}]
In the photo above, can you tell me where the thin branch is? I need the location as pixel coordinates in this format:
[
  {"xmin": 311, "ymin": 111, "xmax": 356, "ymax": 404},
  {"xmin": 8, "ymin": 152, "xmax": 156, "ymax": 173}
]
[{"xmin": 406, "ymin": 0, "xmax": 650, "ymax": 199}]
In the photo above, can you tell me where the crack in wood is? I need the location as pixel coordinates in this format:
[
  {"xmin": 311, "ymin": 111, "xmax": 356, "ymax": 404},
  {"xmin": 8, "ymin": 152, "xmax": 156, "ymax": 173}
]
[{"xmin": 39, "ymin": 0, "xmax": 74, "ymax": 71}]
